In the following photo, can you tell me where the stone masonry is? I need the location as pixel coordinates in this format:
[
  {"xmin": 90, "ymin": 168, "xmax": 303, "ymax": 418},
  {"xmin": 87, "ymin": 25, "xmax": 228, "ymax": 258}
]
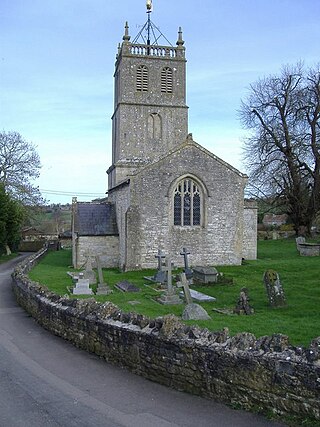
[{"xmin": 11, "ymin": 250, "xmax": 320, "ymax": 423}]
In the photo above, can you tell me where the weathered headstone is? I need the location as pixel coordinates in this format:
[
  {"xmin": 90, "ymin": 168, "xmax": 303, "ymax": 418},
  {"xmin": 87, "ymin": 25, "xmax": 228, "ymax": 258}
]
[
  {"xmin": 233, "ymin": 287, "xmax": 254, "ymax": 315},
  {"xmin": 178, "ymin": 273, "xmax": 211, "ymax": 320},
  {"xmin": 115, "ymin": 281, "xmax": 140, "ymax": 293},
  {"xmin": 158, "ymin": 257, "xmax": 181, "ymax": 305},
  {"xmin": 72, "ymin": 276, "xmax": 93, "ymax": 295},
  {"xmin": 193, "ymin": 266, "xmax": 218, "ymax": 284},
  {"xmin": 263, "ymin": 270, "xmax": 286, "ymax": 307},
  {"xmin": 182, "ymin": 303, "xmax": 211, "ymax": 320},
  {"xmin": 153, "ymin": 249, "xmax": 167, "ymax": 284},
  {"xmin": 180, "ymin": 248, "xmax": 193, "ymax": 281},
  {"xmin": 95, "ymin": 255, "xmax": 113, "ymax": 295},
  {"xmin": 296, "ymin": 236, "xmax": 306, "ymax": 248}
]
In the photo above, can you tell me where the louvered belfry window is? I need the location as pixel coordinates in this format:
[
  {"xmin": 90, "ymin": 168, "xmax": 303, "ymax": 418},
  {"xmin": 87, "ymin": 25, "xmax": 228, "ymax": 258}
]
[
  {"xmin": 174, "ymin": 178, "xmax": 201, "ymax": 226},
  {"xmin": 161, "ymin": 67, "xmax": 173, "ymax": 93},
  {"xmin": 136, "ymin": 65, "xmax": 148, "ymax": 92}
]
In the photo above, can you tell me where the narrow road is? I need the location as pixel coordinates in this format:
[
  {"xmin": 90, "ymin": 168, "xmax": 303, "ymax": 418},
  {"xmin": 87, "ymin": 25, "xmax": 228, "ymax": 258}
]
[{"xmin": 0, "ymin": 254, "xmax": 285, "ymax": 427}]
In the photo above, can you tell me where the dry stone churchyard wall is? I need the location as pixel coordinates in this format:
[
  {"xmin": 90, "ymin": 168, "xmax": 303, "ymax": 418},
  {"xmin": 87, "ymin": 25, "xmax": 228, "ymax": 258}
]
[{"xmin": 12, "ymin": 250, "xmax": 320, "ymax": 422}]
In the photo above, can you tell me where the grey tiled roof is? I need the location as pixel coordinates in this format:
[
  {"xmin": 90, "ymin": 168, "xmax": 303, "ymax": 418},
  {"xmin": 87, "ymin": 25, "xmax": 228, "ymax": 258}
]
[{"xmin": 75, "ymin": 203, "xmax": 118, "ymax": 236}]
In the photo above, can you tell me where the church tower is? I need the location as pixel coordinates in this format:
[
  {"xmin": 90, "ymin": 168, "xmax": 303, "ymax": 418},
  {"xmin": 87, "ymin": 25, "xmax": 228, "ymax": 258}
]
[{"xmin": 107, "ymin": 4, "xmax": 188, "ymax": 189}]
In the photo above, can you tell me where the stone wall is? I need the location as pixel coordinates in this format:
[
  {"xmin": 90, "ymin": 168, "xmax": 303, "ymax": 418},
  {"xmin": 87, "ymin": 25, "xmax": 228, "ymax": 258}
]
[
  {"xmin": 125, "ymin": 140, "xmax": 248, "ymax": 270},
  {"xmin": 75, "ymin": 235, "xmax": 119, "ymax": 268},
  {"xmin": 242, "ymin": 200, "xmax": 258, "ymax": 260},
  {"xmin": 108, "ymin": 183, "xmax": 131, "ymax": 270},
  {"xmin": 11, "ymin": 250, "xmax": 320, "ymax": 423}
]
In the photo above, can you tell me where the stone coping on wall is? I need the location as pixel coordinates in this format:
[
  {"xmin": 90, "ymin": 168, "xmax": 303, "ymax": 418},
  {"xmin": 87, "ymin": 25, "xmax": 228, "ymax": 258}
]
[{"xmin": 11, "ymin": 249, "xmax": 320, "ymax": 422}]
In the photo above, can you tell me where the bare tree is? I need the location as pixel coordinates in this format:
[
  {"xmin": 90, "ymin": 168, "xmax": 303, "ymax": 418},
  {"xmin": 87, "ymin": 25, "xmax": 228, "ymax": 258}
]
[
  {"xmin": 240, "ymin": 63, "xmax": 320, "ymax": 235},
  {"xmin": 0, "ymin": 131, "xmax": 43, "ymax": 205}
]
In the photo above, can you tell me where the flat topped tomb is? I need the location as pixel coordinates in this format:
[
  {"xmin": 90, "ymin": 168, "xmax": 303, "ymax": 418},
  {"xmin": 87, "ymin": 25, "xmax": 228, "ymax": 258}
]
[{"xmin": 193, "ymin": 266, "xmax": 218, "ymax": 284}]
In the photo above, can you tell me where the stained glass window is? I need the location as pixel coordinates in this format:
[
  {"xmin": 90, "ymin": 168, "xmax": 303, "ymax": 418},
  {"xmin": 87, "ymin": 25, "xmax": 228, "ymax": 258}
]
[{"xmin": 173, "ymin": 178, "xmax": 201, "ymax": 226}]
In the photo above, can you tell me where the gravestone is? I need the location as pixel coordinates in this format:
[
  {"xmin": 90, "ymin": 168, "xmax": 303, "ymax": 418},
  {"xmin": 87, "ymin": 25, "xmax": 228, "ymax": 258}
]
[
  {"xmin": 95, "ymin": 255, "xmax": 113, "ymax": 295},
  {"xmin": 178, "ymin": 273, "xmax": 211, "ymax": 320},
  {"xmin": 263, "ymin": 270, "xmax": 286, "ymax": 307},
  {"xmin": 233, "ymin": 287, "xmax": 254, "ymax": 315},
  {"xmin": 83, "ymin": 254, "xmax": 97, "ymax": 285},
  {"xmin": 296, "ymin": 236, "xmax": 306, "ymax": 248},
  {"xmin": 115, "ymin": 281, "xmax": 140, "ymax": 293},
  {"xmin": 193, "ymin": 266, "xmax": 218, "ymax": 284},
  {"xmin": 153, "ymin": 249, "xmax": 167, "ymax": 284},
  {"xmin": 180, "ymin": 248, "xmax": 193, "ymax": 281},
  {"xmin": 158, "ymin": 257, "xmax": 181, "ymax": 305},
  {"xmin": 72, "ymin": 276, "xmax": 93, "ymax": 295},
  {"xmin": 182, "ymin": 303, "xmax": 211, "ymax": 320},
  {"xmin": 176, "ymin": 272, "xmax": 192, "ymax": 304}
]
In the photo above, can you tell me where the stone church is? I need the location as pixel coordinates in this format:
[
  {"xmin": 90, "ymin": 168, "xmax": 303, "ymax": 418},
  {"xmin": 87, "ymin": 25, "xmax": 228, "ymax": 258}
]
[{"xmin": 72, "ymin": 9, "xmax": 257, "ymax": 270}]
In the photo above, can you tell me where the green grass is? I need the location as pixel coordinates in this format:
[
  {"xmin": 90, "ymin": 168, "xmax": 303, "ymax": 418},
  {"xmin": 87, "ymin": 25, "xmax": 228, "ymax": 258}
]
[
  {"xmin": 28, "ymin": 239, "xmax": 320, "ymax": 347},
  {"xmin": 0, "ymin": 253, "xmax": 18, "ymax": 264}
]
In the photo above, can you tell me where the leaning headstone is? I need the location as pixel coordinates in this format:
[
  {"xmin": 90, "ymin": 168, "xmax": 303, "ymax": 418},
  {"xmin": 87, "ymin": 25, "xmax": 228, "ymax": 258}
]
[
  {"xmin": 115, "ymin": 281, "xmax": 140, "ymax": 293},
  {"xmin": 72, "ymin": 277, "xmax": 93, "ymax": 295},
  {"xmin": 176, "ymin": 272, "xmax": 193, "ymax": 304},
  {"xmin": 83, "ymin": 254, "xmax": 97, "ymax": 285},
  {"xmin": 95, "ymin": 255, "xmax": 113, "ymax": 295},
  {"xmin": 233, "ymin": 287, "xmax": 254, "ymax": 315},
  {"xmin": 180, "ymin": 248, "xmax": 193, "ymax": 281},
  {"xmin": 158, "ymin": 257, "xmax": 181, "ymax": 305},
  {"xmin": 263, "ymin": 270, "xmax": 286, "ymax": 307},
  {"xmin": 193, "ymin": 266, "xmax": 218, "ymax": 284}
]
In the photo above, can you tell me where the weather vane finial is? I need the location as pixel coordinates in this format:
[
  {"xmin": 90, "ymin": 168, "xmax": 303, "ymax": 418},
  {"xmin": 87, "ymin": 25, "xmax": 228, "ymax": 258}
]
[{"xmin": 146, "ymin": 0, "xmax": 153, "ymax": 12}]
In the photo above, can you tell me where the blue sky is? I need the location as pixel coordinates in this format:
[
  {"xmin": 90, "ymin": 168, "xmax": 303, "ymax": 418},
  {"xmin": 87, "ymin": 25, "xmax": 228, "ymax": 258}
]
[{"xmin": 1, "ymin": 0, "xmax": 319, "ymax": 203}]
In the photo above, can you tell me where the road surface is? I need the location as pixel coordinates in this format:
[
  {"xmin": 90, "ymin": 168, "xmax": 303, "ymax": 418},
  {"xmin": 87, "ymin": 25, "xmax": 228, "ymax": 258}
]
[{"xmin": 0, "ymin": 254, "xmax": 285, "ymax": 427}]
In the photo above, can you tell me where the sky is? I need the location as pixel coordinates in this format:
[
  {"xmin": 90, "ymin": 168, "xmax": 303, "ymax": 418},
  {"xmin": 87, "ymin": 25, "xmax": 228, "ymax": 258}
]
[{"xmin": 1, "ymin": 0, "xmax": 319, "ymax": 204}]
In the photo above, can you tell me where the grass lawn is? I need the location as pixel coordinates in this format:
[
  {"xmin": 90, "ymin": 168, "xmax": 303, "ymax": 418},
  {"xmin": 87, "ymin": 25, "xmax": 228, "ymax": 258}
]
[
  {"xmin": 0, "ymin": 253, "xmax": 18, "ymax": 264},
  {"xmin": 28, "ymin": 239, "xmax": 320, "ymax": 348}
]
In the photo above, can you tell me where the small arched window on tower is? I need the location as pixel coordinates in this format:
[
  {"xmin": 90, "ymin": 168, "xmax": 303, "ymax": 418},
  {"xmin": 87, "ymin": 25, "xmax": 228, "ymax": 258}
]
[
  {"xmin": 173, "ymin": 178, "xmax": 202, "ymax": 226},
  {"xmin": 136, "ymin": 65, "xmax": 148, "ymax": 92},
  {"xmin": 161, "ymin": 67, "xmax": 173, "ymax": 93},
  {"xmin": 148, "ymin": 113, "xmax": 162, "ymax": 140}
]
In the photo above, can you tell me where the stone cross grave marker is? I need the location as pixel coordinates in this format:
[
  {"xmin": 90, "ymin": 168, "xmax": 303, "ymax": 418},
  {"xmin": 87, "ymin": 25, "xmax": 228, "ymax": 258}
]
[
  {"xmin": 95, "ymin": 255, "xmax": 112, "ymax": 295},
  {"xmin": 176, "ymin": 272, "xmax": 192, "ymax": 304},
  {"xmin": 180, "ymin": 247, "xmax": 193, "ymax": 281},
  {"xmin": 158, "ymin": 256, "xmax": 181, "ymax": 305},
  {"xmin": 177, "ymin": 272, "xmax": 211, "ymax": 320},
  {"xmin": 263, "ymin": 269, "xmax": 286, "ymax": 307},
  {"xmin": 153, "ymin": 249, "xmax": 167, "ymax": 284}
]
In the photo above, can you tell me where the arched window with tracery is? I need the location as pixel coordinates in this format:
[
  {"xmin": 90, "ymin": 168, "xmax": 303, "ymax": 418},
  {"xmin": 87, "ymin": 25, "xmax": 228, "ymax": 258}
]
[
  {"xmin": 161, "ymin": 67, "xmax": 173, "ymax": 93},
  {"xmin": 173, "ymin": 178, "xmax": 201, "ymax": 226},
  {"xmin": 136, "ymin": 65, "xmax": 148, "ymax": 92}
]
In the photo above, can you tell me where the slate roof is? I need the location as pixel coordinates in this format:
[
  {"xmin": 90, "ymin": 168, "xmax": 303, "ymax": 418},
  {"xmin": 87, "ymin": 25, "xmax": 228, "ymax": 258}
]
[{"xmin": 74, "ymin": 203, "xmax": 118, "ymax": 236}]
